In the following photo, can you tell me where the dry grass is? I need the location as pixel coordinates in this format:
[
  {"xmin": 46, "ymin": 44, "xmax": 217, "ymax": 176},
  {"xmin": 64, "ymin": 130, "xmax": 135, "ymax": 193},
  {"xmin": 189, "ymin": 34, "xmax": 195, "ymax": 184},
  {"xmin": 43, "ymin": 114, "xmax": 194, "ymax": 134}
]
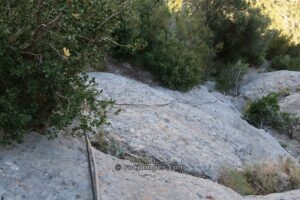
[{"xmin": 218, "ymin": 158, "xmax": 300, "ymax": 195}]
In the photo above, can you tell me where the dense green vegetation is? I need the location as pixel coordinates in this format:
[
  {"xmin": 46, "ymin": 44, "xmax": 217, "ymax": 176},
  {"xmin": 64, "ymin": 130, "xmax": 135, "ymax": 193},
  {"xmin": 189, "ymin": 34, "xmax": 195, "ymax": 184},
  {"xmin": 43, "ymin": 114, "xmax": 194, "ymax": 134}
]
[
  {"xmin": 113, "ymin": 0, "xmax": 300, "ymax": 91},
  {"xmin": 250, "ymin": 0, "xmax": 300, "ymax": 44},
  {"xmin": 199, "ymin": 0, "xmax": 270, "ymax": 64},
  {"xmin": 249, "ymin": 0, "xmax": 300, "ymax": 71},
  {"xmin": 1, "ymin": 0, "xmax": 300, "ymax": 143},
  {"xmin": 0, "ymin": 0, "xmax": 125, "ymax": 144},
  {"xmin": 245, "ymin": 93, "xmax": 299, "ymax": 138},
  {"xmin": 267, "ymin": 33, "xmax": 300, "ymax": 71},
  {"xmin": 113, "ymin": 0, "xmax": 214, "ymax": 91}
]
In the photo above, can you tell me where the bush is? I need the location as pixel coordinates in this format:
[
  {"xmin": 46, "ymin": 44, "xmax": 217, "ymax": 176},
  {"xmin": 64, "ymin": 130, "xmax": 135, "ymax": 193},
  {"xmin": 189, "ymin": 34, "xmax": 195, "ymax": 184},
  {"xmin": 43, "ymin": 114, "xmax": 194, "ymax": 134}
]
[
  {"xmin": 219, "ymin": 169, "xmax": 254, "ymax": 195},
  {"xmin": 245, "ymin": 93, "xmax": 299, "ymax": 138},
  {"xmin": 272, "ymin": 55, "xmax": 293, "ymax": 70},
  {"xmin": 216, "ymin": 60, "xmax": 248, "ymax": 94},
  {"xmin": 219, "ymin": 159, "xmax": 300, "ymax": 195},
  {"xmin": 246, "ymin": 93, "xmax": 280, "ymax": 128},
  {"xmin": 274, "ymin": 112, "xmax": 300, "ymax": 139},
  {"xmin": 112, "ymin": 0, "xmax": 214, "ymax": 91},
  {"xmin": 0, "ymin": 0, "xmax": 125, "ymax": 144},
  {"xmin": 266, "ymin": 32, "xmax": 294, "ymax": 59},
  {"xmin": 268, "ymin": 32, "xmax": 300, "ymax": 71},
  {"xmin": 144, "ymin": 8, "xmax": 214, "ymax": 91},
  {"xmin": 271, "ymin": 54, "xmax": 300, "ymax": 71},
  {"xmin": 143, "ymin": 34, "xmax": 208, "ymax": 91},
  {"xmin": 290, "ymin": 56, "xmax": 300, "ymax": 71}
]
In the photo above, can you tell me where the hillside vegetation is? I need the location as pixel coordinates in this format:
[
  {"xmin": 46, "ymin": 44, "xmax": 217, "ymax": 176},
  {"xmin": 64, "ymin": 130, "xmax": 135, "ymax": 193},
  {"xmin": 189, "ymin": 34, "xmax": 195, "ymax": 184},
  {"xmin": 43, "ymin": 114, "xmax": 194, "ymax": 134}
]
[
  {"xmin": 171, "ymin": 0, "xmax": 300, "ymax": 44},
  {"xmin": 0, "ymin": 0, "xmax": 122, "ymax": 144},
  {"xmin": 250, "ymin": 0, "xmax": 300, "ymax": 44},
  {"xmin": 1, "ymin": 0, "xmax": 300, "ymax": 143}
]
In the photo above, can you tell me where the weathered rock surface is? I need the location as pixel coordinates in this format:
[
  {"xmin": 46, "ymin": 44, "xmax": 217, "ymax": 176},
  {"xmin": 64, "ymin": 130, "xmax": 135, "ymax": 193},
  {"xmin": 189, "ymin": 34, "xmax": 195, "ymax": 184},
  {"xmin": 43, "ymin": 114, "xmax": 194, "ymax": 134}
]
[
  {"xmin": 0, "ymin": 133, "xmax": 92, "ymax": 200},
  {"xmin": 1, "ymin": 70, "xmax": 300, "ymax": 200},
  {"xmin": 239, "ymin": 70, "xmax": 300, "ymax": 143},
  {"xmin": 245, "ymin": 190, "xmax": 300, "ymax": 200},
  {"xmin": 1, "ymin": 133, "xmax": 298, "ymax": 200},
  {"xmin": 239, "ymin": 70, "xmax": 300, "ymax": 100},
  {"xmin": 0, "ymin": 133, "xmax": 244, "ymax": 200},
  {"xmin": 280, "ymin": 93, "xmax": 300, "ymax": 118},
  {"xmin": 90, "ymin": 72, "xmax": 289, "ymax": 180}
]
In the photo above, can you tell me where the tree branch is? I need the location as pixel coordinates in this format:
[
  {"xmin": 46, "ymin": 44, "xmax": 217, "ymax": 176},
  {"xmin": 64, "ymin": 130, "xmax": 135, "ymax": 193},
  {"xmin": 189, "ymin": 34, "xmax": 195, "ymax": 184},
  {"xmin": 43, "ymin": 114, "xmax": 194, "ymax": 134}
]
[
  {"xmin": 22, "ymin": 13, "xmax": 62, "ymax": 51},
  {"xmin": 47, "ymin": 43, "xmax": 65, "ymax": 60},
  {"xmin": 96, "ymin": 1, "xmax": 127, "ymax": 29}
]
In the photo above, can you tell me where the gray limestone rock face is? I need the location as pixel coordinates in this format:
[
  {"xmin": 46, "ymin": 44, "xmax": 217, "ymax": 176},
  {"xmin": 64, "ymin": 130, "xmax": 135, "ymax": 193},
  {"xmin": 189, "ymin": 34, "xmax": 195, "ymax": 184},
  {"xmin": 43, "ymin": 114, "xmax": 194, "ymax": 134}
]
[
  {"xmin": 239, "ymin": 70, "xmax": 300, "ymax": 100},
  {"xmin": 90, "ymin": 72, "xmax": 289, "ymax": 180},
  {"xmin": 1, "ymin": 133, "xmax": 297, "ymax": 200},
  {"xmin": 280, "ymin": 93, "xmax": 300, "ymax": 118},
  {"xmin": 0, "ymin": 132, "xmax": 250, "ymax": 200},
  {"xmin": 2, "ymin": 71, "xmax": 299, "ymax": 200},
  {"xmin": 239, "ymin": 70, "xmax": 300, "ymax": 140},
  {"xmin": 0, "ymin": 133, "xmax": 92, "ymax": 200},
  {"xmin": 245, "ymin": 190, "xmax": 300, "ymax": 200}
]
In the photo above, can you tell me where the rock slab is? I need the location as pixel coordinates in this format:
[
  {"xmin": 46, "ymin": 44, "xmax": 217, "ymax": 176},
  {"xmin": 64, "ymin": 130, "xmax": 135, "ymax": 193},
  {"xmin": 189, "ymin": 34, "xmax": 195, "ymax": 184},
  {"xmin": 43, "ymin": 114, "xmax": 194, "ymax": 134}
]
[
  {"xmin": 239, "ymin": 70, "xmax": 300, "ymax": 100},
  {"xmin": 0, "ymin": 133, "xmax": 243, "ymax": 200},
  {"xmin": 1, "ymin": 133, "xmax": 299, "ymax": 200},
  {"xmin": 90, "ymin": 72, "xmax": 289, "ymax": 180}
]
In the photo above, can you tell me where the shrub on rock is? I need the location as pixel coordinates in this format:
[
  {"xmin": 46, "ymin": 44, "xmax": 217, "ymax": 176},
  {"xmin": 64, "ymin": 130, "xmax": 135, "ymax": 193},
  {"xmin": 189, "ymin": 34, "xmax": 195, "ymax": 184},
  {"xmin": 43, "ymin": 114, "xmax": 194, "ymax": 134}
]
[
  {"xmin": 219, "ymin": 159, "xmax": 300, "ymax": 195},
  {"xmin": 245, "ymin": 93, "xmax": 299, "ymax": 138},
  {"xmin": 0, "ymin": 0, "xmax": 124, "ymax": 144},
  {"xmin": 216, "ymin": 60, "xmax": 248, "ymax": 94}
]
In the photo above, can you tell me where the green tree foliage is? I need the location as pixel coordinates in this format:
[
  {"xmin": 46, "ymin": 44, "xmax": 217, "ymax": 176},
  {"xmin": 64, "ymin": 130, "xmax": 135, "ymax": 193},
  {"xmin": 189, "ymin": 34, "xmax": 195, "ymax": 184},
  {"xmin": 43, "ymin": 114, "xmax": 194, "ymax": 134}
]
[
  {"xmin": 249, "ymin": 0, "xmax": 300, "ymax": 71},
  {"xmin": 267, "ymin": 33, "xmax": 297, "ymax": 58},
  {"xmin": 271, "ymin": 55, "xmax": 294, "ymax": 70},
  {"xmin": 250, "ymin": 0, "xmax": 300, "ymax": 45},
  {"xmin": 266, "ymin": 32, "xmax": 300, "ymax": 71},
  {"xmin": 271, "ymin": 54, "xmax": 300, "ymax": 71},
  {"xmin": 246, "ymin": 93, "xmax": 280, "ymax": 128},
  {"xmin": 113, "ymin": 0, "xmax": 214, "ymax": 91},
  {"xmin": 198, "ymin": 0, "xmax": 270, "ymax": 64},
  {"xmin": 0, "ymin": 0, "xmax": 126, "ymax": 144}
]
